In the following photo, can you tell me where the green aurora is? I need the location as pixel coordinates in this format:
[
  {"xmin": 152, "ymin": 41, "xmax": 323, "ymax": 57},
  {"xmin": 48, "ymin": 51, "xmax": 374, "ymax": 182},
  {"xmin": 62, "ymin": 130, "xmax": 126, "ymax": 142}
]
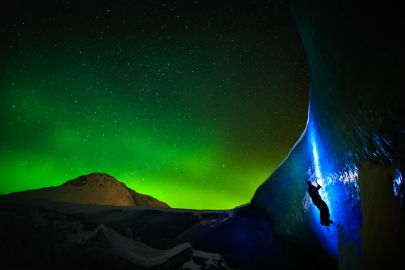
[{"xmin": 0, "ymin": 1, "xmax": 308, "ymax": 209}]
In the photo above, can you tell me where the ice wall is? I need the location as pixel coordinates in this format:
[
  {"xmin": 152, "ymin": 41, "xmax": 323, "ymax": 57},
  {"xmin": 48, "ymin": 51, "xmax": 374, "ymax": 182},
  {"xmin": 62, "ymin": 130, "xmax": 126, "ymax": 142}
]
[{"xmin": 253, "ymin": 1, "xmax": 404, "ymax": 269}]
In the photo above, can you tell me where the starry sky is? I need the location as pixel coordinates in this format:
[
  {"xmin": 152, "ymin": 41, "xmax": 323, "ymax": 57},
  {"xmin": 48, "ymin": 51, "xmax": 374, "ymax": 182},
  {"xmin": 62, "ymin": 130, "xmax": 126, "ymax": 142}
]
[{"xmin": 0, "ymin": 0, "xmax": 309, "ymax": 209}]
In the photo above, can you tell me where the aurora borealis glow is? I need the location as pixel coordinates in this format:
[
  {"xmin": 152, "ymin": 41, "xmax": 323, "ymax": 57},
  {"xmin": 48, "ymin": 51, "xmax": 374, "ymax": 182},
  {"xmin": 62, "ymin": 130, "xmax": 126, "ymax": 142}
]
[{"xmin": 0, "ymin": 0, "xmax": 308, "ymax": 209}]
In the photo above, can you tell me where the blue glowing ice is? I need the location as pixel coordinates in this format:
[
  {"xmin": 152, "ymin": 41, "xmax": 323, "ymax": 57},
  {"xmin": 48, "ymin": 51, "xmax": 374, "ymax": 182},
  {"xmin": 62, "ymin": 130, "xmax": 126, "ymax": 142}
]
[
  {"xmin": 305, "ymin": 112, "xmax": 363, "ymax": 258},
  {"xmin": 393, "ymin": 168, "xmax": 404, "ymax": 207}
]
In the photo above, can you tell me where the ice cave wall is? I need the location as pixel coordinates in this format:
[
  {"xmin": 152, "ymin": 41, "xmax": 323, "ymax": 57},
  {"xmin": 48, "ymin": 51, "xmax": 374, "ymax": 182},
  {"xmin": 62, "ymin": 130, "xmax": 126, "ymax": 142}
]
[{"xmin": 253, "ymin": 1, "xmax": 404, "ymax": 269}]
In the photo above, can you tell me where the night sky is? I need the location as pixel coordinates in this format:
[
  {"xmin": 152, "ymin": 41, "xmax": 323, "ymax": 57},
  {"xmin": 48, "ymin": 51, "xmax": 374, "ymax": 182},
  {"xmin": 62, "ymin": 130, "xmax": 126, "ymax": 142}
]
[{"xmin": 0, "ymin": 0, "xmax": 308, "ymax": 209}]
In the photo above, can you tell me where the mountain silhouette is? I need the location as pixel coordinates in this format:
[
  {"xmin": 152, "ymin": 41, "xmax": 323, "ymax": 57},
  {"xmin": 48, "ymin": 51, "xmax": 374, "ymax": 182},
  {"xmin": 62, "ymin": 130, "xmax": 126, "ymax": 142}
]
[{"xmin": 8, "ymin": 172, "xmax": 169, "ymax": 208}]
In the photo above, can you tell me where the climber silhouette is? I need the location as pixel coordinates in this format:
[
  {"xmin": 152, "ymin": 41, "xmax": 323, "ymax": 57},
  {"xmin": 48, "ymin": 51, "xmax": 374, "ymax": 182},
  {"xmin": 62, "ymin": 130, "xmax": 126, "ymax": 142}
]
[{"xmin": 307, "ymin": 180, "xmax": 334, "ymax": 226}]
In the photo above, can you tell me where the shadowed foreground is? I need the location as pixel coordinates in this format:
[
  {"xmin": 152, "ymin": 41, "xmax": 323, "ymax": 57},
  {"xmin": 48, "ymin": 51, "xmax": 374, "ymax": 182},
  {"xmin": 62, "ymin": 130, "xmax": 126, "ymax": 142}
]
[{"xmin": 0, "ymin": 195, "xmax": 336, "ymax": 269}]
